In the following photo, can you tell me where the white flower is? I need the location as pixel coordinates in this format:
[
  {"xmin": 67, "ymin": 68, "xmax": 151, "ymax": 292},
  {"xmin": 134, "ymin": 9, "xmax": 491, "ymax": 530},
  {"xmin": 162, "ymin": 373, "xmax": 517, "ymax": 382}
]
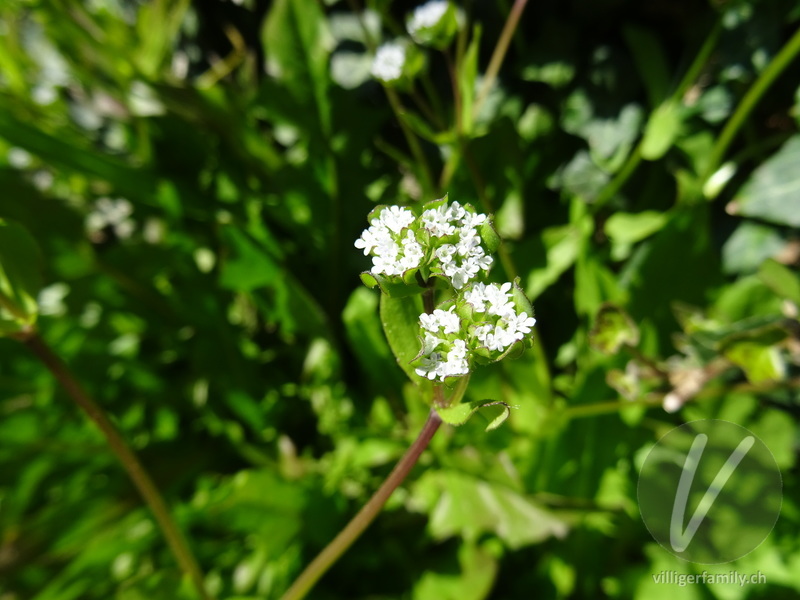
[
  {"xmin": 503, "ymin": 312, "xmax": 536, "ymax": 338},
  {"xmin": 408, "ymin": 0, "xmax": 449, "ymax": 40},
  {"xmin": 371, "ymin": 42, "xmax": 406, "ymax": 82},
  {"xmin": 86, "ymin": 197, "xmax": 135, "ymax": 241},
  {"xmin": 420, "ymin": 306, "xmax": 460, "ymax": 334},
  {"xmin": 483, "ymin": 282, "xmax": 513, "ymax": 317},
  {"xmin": 378, "ymin": 205, "xmax": 415, "ymax": 233},
  {"xmin": 421, "ymin": 205, "xmax": 456, "ymax": 237},
  {"xmin": 399, "ymin": 230, "xmax": 424, "ymax": 270}
]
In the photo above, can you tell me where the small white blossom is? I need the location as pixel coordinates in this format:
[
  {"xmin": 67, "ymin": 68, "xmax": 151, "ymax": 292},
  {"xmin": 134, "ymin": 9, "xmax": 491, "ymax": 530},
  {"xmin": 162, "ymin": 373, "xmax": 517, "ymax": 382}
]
[
  {"xmin": 408, "ymin": 0, "xmax": 449, "ymax": 40},
  {"xmin": 421, "ymin": 205, "xmax": 456, "ymax": 237},
  {"xmin": 371, "ymin": 42, "xmax": 406, "ymax": 82},
  {"xmin": 420, "ymin": 306, "xmax": 460, "ymax": 335},
  {"xmin": 86, "ymin": 197, "xmax": 135, "ymax": 241}
]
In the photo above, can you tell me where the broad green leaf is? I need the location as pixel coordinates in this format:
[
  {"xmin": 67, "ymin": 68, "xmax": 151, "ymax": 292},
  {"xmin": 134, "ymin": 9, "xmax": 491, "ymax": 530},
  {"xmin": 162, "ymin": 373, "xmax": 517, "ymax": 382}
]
[
  {"xmin": 758, "ymin": 258, "xmax": 800, "ymax": 304},
  {"xmin": 551, "ymin": 150, "xmax": 610, "ymax": 202},
  {"xmin": 589, "ymin": 304, "xmax": 640, "ymax": 354},
  {"xmin": 380, "ymin": 293, "xmax": 424, "ymax": 383},
  {"xmin": 727, "ymin": 135, "xmax": 800, "ymax": 227},
  {"xmin": 436, "ymin": 399, "xmax": 511, "ymax": 431},
  {"xmin": 413, "ymin": 470, "xmax": 569, "ymax": 549},
  {"xmin": 722, "ymin": 221, "xmax": 786, "ymax": 274},
  {"xmin": 604, "ymin": 210, "xmax": 668, "ymax": 245},
  {"xmin": 0, "ymin": 219, "xmax": 42, "ymax": 328}
]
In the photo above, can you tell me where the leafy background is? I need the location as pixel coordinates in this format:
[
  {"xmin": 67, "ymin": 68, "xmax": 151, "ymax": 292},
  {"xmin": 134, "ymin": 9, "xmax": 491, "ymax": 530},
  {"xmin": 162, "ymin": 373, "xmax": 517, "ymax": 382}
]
[{"xmin": 1, "ymin": 0, "xmax": 800, "ymax": 598}]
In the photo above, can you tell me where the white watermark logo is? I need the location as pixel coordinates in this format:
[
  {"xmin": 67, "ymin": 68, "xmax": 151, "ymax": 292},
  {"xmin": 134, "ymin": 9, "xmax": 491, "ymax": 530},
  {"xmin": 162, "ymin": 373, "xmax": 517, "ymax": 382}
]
[
  {"xmin": 652, "ymin": 570, "xmax": 766, "ymax": 587},
  {"xmin": 638, "ymin": 420, "xmax": 782, "ymax": 564}
]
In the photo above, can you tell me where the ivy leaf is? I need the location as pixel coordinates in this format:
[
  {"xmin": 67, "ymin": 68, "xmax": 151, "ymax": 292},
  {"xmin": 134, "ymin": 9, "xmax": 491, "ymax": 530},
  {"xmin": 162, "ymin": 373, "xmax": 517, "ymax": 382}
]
[
  {"xmin": 727, "ymin": 135, "xmax": 800, "ymax": 227},
  {"xmin": 436, "ymin": 399, "xmax": 512, "ymax": 431}
]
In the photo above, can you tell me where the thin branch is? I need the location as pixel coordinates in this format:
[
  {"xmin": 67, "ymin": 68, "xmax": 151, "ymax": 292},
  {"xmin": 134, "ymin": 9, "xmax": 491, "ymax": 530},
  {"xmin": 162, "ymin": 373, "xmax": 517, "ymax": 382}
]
[
  {"xmin": 19, "ymin": 330, "xmax": 212, "ymax": 600},
  {"xmin": 279, "ymin": 409, "xmax": 443, "ymax": 600}
]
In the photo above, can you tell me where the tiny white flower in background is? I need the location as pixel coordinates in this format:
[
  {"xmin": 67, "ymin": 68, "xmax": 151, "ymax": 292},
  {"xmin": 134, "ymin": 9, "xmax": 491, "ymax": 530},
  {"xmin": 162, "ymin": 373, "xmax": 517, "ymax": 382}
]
[
  {"xmin": 371, "ymin": 42, "xmax": 406, "ymax": 82},
  {"xmin": 408, "ymin": 0, "xmax": 449, "ymax": 41},
  {"xmin": 8, "ymin": 147, "xmax": 32, "ymax": 169},
  {"xmin": 86, "ymin": 197, "xmax": 135, "ymax": 241}
]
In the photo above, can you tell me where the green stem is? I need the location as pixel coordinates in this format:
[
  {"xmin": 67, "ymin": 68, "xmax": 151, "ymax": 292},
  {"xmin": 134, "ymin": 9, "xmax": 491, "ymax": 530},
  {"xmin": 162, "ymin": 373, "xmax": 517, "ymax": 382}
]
[
  {"xmin": 461, "ymin": 146, "xmax": 518, "ymax": 280},
  {"xmin": 702, "ymin": 25, "xmax": 800, "ymax": 185},
  {"xmin": 279, "ymin": 409, "xmax": 443, "ymax": 600},
  {"xmin": 593, "ymin": 21, "xmax": 722, "ymax": 208},
  {"xmin": 20, "ymin": 330, "xmax": 212, "ymax": 600},
  {"xmin": 472, "ymin": 0, "xmax": 528, "ymax": 120},
  {"xmin": 593, "ymin": 144, "xmax": 642, "ymax": 209},
  {"xmin": 440, "ymin": 0, "xmax": 529, "ymax": 193},
  {"xmin": 384, "ymin": 86, "xmax": 436, "ymax": 197}
]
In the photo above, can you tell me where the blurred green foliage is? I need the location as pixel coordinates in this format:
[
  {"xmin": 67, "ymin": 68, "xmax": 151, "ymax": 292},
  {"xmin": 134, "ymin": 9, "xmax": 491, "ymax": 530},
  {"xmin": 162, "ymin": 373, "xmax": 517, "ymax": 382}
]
[{"xmin": 1, "ymin": 0, "xmax": 800, "ymax": 599}]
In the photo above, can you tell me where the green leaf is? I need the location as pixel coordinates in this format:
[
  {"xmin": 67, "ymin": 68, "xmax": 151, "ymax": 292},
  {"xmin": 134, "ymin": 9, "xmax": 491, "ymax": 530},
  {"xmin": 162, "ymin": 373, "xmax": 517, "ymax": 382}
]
[
  {"xmin": 640, "ymin": 101, "xmax": 682, "ymax": 160},
  {"xmin": 758, "ymin": 258, "xmax": 800, "ymax": 304},
  {"xmin": 589, "ymin": 303, "xmax": 640, "ymax": 354},
  {"xmin": 727, "ymin": 135, "xmax": 800, "ymax": 227},
  {"xmin": 604, "ymin": 210, "xmax": 669, "ymax": 261},
  {"xmin": 436, "ymin": 399, "xmax": 512, "ymax": 431},
  {"xmin": 724, "ymin": 341, "xmax": 784, "ymax": 384},
  {"xmin": 604, "ymin": 210, "xmax": 668, "ymax": 245},
  {"xmin": 722, "ymin": 221, "xmax": 786, "ymax": 275},
  {"xmin": 0, "ymin": 219, "xmax": 42, "ymax": 328},
  {"xmin": 412, "ymin": 542, "xmax": 498, "ymax": 600},
  {"xmin": 262, "ymin": 0, "xmax": 332, "ymax": 137},
  {"xmin": 479, "ymin": 218, "xmax": 501, "ymax": 254},
  {"xmin": 413, "ymin": 470, "xmax": 569, "ymax": 548},
  {"xmin": 380, "ymin": 293, "xmax": 424, "ymax": 383},
  {"xmin": 343, "ymin": 288, "xmax": 404, "ymax": 389}
]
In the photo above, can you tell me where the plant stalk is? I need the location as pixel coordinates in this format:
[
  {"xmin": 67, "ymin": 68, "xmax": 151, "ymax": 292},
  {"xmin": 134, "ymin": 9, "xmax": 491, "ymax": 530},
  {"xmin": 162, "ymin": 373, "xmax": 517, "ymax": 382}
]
[
  {"xmin": 472, "ymin": 0, "xmax": 528, "ymax": 120},
  {"xmin": 20, "ymin": 330, "xmax": 212, "ymax": 600},
  {"xmin": 279, "ymin": 408, "xmax": 443, "ymax": 600},
  {"xmin": 702, "ymin": 24, "xmax": 800, "ymax": 185}
]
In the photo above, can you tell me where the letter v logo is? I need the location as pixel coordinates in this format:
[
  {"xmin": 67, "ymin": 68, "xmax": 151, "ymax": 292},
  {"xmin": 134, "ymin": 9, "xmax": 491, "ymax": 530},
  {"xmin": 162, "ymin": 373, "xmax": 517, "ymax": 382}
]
[{"xmin": 669, "ymin": 433, "xmax": 755, "ymax": 552}]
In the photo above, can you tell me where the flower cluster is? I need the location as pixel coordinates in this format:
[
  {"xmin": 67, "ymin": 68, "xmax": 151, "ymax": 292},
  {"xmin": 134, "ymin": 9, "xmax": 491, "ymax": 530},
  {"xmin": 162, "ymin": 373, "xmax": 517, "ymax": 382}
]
[
  {"xmin": 371, "ymin": 0, "xmax": 460, "ymax": 85},
  {"xmin": 407, "ymin": 0, "xmax": 450, "ymax": 42},
  {"xmin": 371, "ymin": 42, "xmax": 406, "ymax": 83},
  {"xmin": 415, "ymin": 307, "xmax": 470, "ymax": 381},
  {"xmin": 414, "ymin": 282, "xmax": 536, "ymax": 382},
  {"xmin": 354, "ymin": 200, "xmax": 495, "ymax": 289},
  {"xmin": 355, "ymin": 198, "xmax": 535, "ymax": 385},
  {"xmin": 422, "ymin": 202, "xmax": 493, "ymax": 288}
]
